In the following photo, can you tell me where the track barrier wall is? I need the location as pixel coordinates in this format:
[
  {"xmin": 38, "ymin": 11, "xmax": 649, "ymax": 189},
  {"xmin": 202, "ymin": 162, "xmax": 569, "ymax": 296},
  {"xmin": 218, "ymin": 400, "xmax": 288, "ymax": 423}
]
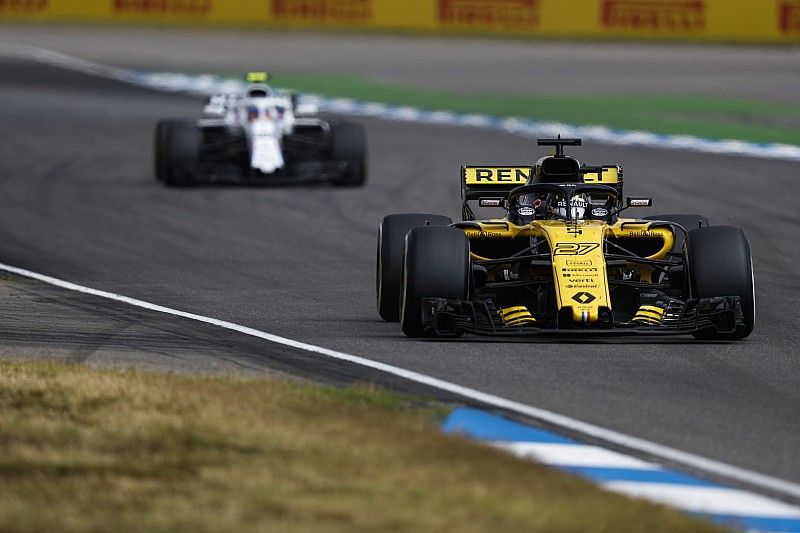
[{"xmin": 0, "ymin": 0, "xmax": 798, "ymax": 43}]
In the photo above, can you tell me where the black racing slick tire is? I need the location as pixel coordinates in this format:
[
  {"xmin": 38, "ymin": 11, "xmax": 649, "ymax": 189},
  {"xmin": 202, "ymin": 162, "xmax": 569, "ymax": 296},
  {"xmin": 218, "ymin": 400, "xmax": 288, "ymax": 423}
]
[
  {"xmin": 400, "ymin": 226, "xmax": 470, "ymax": 338},
  {"xmin": 686, "ymin": 226, "xmax": 754, "ymax": 340},
  {"xmin": 644, "ymin": 214, "xmax": 710, "ymax": 253},
  {"xmin": 154, "ymin": 120, "xmax": 171, "ymax": 182},
  {"xmin": 158, "ymin": 119, "xmax": 199, "ymax": 187},
  {"xmin": 377, "ymin": 214, "xmax": 453, "ymax": 322},
  {"xmin": 330, "ymin": 122, "xmax": 367, "ymax": 187}
]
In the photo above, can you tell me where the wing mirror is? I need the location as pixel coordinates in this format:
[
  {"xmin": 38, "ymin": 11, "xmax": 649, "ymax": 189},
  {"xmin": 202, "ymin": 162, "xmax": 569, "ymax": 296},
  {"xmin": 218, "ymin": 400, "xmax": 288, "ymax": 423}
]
[
  {"xmin": 611, "ymin": 196, "xmax": 653, "ymax": 218},
  {"xmin": 626, "ymin": 197, "xmax": 653, "ymax": 208}
]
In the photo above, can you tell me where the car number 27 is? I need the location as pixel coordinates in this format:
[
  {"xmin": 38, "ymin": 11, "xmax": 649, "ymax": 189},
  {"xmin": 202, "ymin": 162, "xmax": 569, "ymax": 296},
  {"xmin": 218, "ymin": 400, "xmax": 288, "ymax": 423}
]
[{"xmin": 553, "ymin": 243, "xmax": 600, "ymax": 256}]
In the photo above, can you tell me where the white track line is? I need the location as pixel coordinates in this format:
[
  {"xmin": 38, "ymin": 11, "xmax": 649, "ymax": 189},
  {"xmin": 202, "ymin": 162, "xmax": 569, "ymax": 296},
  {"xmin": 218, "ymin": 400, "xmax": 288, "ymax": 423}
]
[
  {"xmin": 494, "ymin": 441, "xmax": 660, "ymax": 469},
  {"xmin": 606, "ymin": 482, "xmax": 800, "ymax": 518},
  {"xmin": 2, "ymin": 261, "xmax": 799, "ymax": 502},
  {"xmin": 0, "ymin": 43, "xmax": 134, "ymax": 83}
]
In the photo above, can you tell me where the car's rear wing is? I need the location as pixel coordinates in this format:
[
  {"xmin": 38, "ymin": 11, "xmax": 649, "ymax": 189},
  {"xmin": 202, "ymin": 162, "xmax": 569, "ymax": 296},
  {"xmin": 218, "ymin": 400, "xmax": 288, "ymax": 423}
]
[
  {"xmin": 460, "ymin": 164, "xmax": 624, "ymax": 220},
  {"xmin": 581, "ymin": 165, "xmax": 625, "ymax": 201},
  {"xmin": 461, "ymin": 165, "xmax": 622, "ymax": 200},
  {"xmin": 461, "ymin": 166, "xmax": 533, "ymax": 203},
  {"xmin": 461, "ymin": 166, "xmax": 532, "ymax": 220},
  {"xmin": 582, "ymin": 165, "xmax": 622, "ymax": 186}
]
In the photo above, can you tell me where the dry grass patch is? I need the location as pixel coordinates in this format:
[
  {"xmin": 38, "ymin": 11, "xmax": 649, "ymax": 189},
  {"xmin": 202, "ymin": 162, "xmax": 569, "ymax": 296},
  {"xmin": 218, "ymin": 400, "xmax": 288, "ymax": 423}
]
[{"xmin": 0, "ymin": 360, "xmax": 724, "ymax": 532}]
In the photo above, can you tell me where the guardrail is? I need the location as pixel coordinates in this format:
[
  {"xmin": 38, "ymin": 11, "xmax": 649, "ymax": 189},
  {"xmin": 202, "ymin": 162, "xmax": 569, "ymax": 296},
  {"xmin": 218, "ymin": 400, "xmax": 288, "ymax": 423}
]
[{"xmin": 1, "ymin": 0, "xmax": 798, "ymax": 43}]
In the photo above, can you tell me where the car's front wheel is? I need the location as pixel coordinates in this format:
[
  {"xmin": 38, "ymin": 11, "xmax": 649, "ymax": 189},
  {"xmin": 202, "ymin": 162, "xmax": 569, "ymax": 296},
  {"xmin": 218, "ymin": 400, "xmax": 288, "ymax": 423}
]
[
  {"xmin": 157, "ymin": 119, "xmax": 200, "ymax": 187},
  {"xmin": 400, "ymin": 226, "xmax": 470, "ymax": 338},
  {"xmin": 154, "ymin": 120, "xmax": 171, "ymax": 182},
  {"xmin": 685, "ymin": 226, "xmax": 754, "ymax": 340},
  {"xmin": 377, "ymin": 214, "xmax": 453, "ymax": 322},
  {"xmin": 330, "ymin": 121, "xmax": 367, "ymax": 187}
]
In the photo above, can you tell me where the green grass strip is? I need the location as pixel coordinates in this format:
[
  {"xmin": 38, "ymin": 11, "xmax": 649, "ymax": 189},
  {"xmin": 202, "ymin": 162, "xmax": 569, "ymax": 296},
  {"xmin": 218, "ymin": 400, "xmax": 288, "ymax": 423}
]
[
  {"xmin": 0, "ymin": 359, "xmax": 724, "ymax": 532},
  {"xmin": 260, "ymin": 72, "xmax": 799, "ymax": 145}
]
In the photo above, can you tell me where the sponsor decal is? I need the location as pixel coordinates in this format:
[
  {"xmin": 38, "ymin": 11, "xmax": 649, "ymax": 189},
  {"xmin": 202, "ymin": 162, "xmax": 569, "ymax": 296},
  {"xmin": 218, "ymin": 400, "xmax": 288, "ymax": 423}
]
[
  {"xmin": 601, "ymin": 0, "xmax": 705, "ymax": 32},
  {"xmin": 272, "ymin": 0, "xmax": 372, "ymax": 23},
  {"xmin": 479, "ymin": 198, "xmax": 503, "ymax": 207},
  {"xmin": 566, "ymin": 259, "xmax": 593, "ymax": 266},
  {"xmin": 556, "ymin": 198, "xmax": 589, "ymax": 208},
  {"xmin": 0, "ymin": 0, "xmax": 47, "ymax": 10},
  {"xmin": 553, "ymin": 242, "xmax": 600, "ymax": 256},
  {"xmin": 465, "ymin": 230, "xmax": 502, "ymax": 238},
  {"xmin": 113, "ymin": 0, "xmax": 212, "ymax": 15},
  {"xmin": 583, "ymin": 166, "xmax": 621, "ymax": 184},
  {"xmin": 628, "ymin": 197, "xmax": 653, "ymax": 207},
  {"xmin": 517, "ymin": 206, "xmax": 535, "ymax": 216},
  {"xmin": 592, "ymin": 207, "xmax": 609, "ymax": 217},
  {"xmin": 438, "ymin": 0, "xmax": 540, "ymax": 29},
  {"xmin": 463, "ymin": 166, "xmax": 531, "ymax": 185},
  {"xmin": 571, "ymin": 292, "xmax": 597, "ymax": 304},
  {"xmin": 629, "ymin": 230, "xmax": 658, "ymax": 238},
  {"xmin": 780, "ymin": 2, "xmax": 800, "ymax": 33}
]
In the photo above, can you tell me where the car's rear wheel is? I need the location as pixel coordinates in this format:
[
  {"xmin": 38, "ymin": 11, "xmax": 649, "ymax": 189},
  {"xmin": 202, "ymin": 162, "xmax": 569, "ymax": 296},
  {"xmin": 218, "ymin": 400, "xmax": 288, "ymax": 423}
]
[
  {"xmin": 159, "ymin": 119, "xmax": 199, "ymax": 187},
  {"xmin": 685, "ymin": 226, "xmax": 754, "ymax": 340},
  {"xmin": 154, "ymin": 120, "xmax": 171, "ymax": 182},
  {"xmin": 330, "ymin": 121, "xmax": 367, "ymax": 187},
  {"xmin": 644, "ymin": 213, "xmax": 710, "ymax": 253},
  {"xmin": 377, "ymin": 214, "xmax": 452, "ymax": 322},
  {"xmin": 400, "ymin": 226, "xmax": 470, "ymax": 338}
]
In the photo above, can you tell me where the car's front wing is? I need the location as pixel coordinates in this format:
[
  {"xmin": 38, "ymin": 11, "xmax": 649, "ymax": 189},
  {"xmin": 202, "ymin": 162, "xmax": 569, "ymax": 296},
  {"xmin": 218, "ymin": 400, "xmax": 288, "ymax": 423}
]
[
  {"xmin": 420, "ymin": 296, "xmax": 744, "ymax": 337},
  {"xmin": 196, "ymin": 160, "xmax": 351, "ymax": 185}
]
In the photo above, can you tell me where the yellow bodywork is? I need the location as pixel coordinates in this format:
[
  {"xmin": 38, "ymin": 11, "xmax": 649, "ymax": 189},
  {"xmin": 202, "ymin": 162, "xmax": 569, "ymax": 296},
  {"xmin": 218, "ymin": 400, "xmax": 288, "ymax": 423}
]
[
  {"xmin": 498, "ymin": 306, "xmax": 537, "ymax": 326},
  {"xmin": 582, "ymin": 166, "xmax": 621, "ymax": 185},
  {"xmin": 632, "ymin": 305, "xmax": 667, "ymax": 325},
  {"xmin": 462, "ymin": 219, "xmax": 674, "ymax": 324},
  {"xmin": 542, "ymin": 222, "xmax": 609, "ymax": 323}
]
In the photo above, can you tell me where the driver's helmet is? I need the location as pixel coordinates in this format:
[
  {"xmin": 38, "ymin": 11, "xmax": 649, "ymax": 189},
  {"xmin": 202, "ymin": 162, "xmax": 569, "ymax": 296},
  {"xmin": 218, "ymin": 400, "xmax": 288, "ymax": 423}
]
[{"xmin": 553, "ymin": 193, "xmax": 589, "ymax": 220}]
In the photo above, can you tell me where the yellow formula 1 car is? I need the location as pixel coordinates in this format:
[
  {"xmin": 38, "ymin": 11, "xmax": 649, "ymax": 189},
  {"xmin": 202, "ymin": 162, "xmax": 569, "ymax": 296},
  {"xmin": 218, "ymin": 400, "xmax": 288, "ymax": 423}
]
[{"xmin": 376, "ymin": 138, "xmax": 754, "ymax": 339}]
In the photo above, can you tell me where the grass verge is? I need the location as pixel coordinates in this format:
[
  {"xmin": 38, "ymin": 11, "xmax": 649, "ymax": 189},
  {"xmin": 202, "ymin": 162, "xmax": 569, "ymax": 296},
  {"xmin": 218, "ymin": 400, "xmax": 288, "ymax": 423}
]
[
  {"xmin": 0, "ymin": 360, "xmax": 724, "ymax": 532},
  {"xmin": 258, "ymin": 72, "xmax": 800, "ymax": 145}
]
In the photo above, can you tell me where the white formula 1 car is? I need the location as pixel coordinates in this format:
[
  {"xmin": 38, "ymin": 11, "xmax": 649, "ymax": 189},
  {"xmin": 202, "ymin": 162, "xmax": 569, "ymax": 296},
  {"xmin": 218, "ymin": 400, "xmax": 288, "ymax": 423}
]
[{"xmin": 154, "ymin": 73, "xmax": 367, "ymax": 186}]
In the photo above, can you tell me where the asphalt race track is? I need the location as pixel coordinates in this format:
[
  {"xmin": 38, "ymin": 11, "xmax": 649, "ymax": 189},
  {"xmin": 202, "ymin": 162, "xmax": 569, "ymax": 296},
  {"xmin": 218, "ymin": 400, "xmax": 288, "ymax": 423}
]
[{"xmin": 0, "ymin": 36, "xmax": 798, "ymax": 495}]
